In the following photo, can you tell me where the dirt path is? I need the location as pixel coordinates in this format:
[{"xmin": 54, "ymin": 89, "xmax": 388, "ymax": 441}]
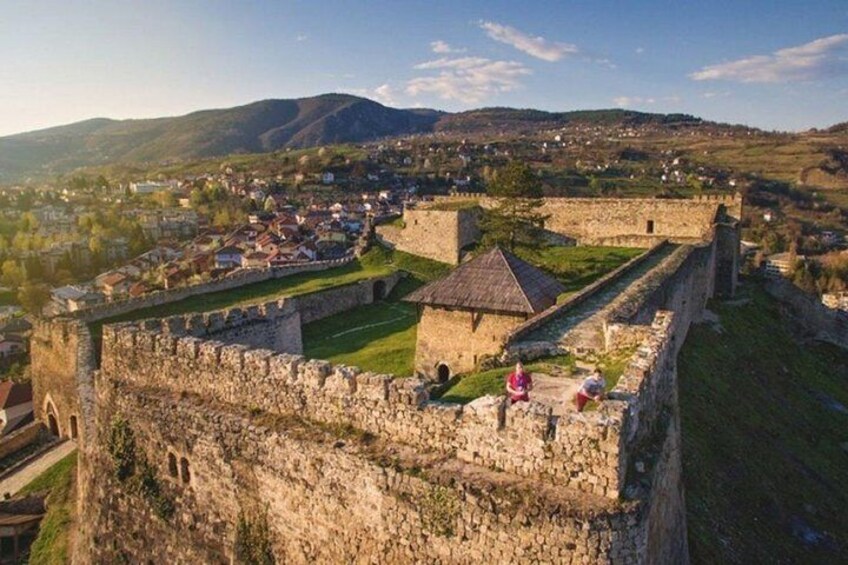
[
  {"xmin": 0, "ymin": 440, "xmax": 77, "ymax": 496},
  {"xmin": 531, "ymin": 374, "xmax": 582, "ymax": 415}
]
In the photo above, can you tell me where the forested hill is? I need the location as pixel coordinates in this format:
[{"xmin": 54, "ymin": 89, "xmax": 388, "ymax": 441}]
[
  {"xmin": 0, "ymin": 94, "xmax": 440, "ymax": 181},
  {"xmin": 0, "ymin": 93, "xmax": 713, "ymax": 182}
]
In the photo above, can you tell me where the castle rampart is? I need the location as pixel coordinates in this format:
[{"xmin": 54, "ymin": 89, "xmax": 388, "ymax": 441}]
[
  {"xmin": 100, "ymin": 304, "xmax": 678, "ymax": 502},
  {"xmin": 31, "ymin": 273, "xmax": 400, "ymax": 446},
  {"xmin": 27, "ymin": 195, "xmax": 738, "ymax": 563},
  {"xmin": 81, "ymin": 305, "xmax": 686, "ymax": 562}
]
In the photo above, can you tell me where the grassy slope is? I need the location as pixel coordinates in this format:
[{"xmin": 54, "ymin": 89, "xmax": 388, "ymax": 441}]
[
  {"xmin": 88, "ymin": 245, "xmax": 417, "ymax": 339},
  {"xmin": 517, "ymin": 245, "xmax": 644, "ymax": 293},
  {"xmin": 19, "ymin": 451, "xmax": 78, "ymax": 565},
  {"xmin": 679, "ymin": 283, "xmax": 848, "ymax": 564}
]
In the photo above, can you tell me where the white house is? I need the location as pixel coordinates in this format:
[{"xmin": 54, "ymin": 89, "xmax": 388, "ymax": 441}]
[
  {"xmin": 0, "ymin": 381, "xmax": 32, "ymax": 435},
  {"xmin": 763, "ymin": 252, "xmax": 802, "ymax": 278},
  {"xmin": 214, "ymin": 246, "xmax": 244, "ymax": 269},
  {"xmin": 129, "ymin": 180, "xmax": 176, "ymax": 194},
  {"xmin": 0, "ymin": 335, "xmax": 25, "ymax": 358}
]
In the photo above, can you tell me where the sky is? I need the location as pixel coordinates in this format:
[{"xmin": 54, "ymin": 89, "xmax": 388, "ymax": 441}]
[{"xmin": 1, "ymin": 0, "xmax": 847, "ymax": 136}]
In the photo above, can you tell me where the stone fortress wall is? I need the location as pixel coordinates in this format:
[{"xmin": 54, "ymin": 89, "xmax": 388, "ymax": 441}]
[
  {"xmin": 30, "ymin": 272, "xmax": 401, "ymax": 448},
  {"xmin": 32, "ymin": 194, "xmax": 745, "ymax": 563},
  {"xmin": 80, "ymin": 299, "xmax": 685, "ymax": 563},
  {"xmin": 406, "ymin": 192, "xmax": 741, "ymax": 250}
]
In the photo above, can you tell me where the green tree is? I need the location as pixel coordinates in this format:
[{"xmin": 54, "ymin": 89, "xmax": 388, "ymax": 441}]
[
  {"xmin": 17, "ymin": 282, "xmax": 50, "ymax": 314},
  {"xmin": 480, "ymin": 161, "xmax": 549, "ymax": 251},
  {"xmin": 1, "ymin": 260, "xmax": 26, "ymax": 289}
]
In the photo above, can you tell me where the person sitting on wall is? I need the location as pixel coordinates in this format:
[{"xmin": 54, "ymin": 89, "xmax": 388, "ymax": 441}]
[
  {"xmin": 575, "ymin": 370, "xmax": 606, "ymax": 412},
  {"xmin": 506, "ymin": 362, "xmax": 533, "ymax": 404}
]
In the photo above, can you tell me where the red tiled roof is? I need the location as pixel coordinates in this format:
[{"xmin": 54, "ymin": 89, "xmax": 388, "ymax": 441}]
[{"xmin": 0, "ymin": 381, "xmax": 32, "ymax": 410}]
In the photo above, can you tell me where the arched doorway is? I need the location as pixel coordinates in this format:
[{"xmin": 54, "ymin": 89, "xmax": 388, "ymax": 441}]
[
  {"xmin": 436, "ymin": 363, "xmax": 451, "ymax": 383},
  {"xmin": 69, "ymin": 415, "xmax": 78, "ymax": 440},
  {"xmin": 373, "ymin": 280, "xmax": 387, "ymax": 302},
  {"xmin": 46, "ymin": 402, "xmax": 60, "ymax": 437}
]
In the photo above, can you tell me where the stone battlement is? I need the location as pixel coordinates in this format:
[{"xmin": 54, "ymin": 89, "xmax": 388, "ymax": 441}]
[{"xmin": 101, "ymin": 304, "xmax": 677, "ymax": 500}]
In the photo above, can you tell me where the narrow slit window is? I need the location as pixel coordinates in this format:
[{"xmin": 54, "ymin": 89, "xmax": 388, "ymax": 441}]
[{"xmin": 646, "ymin": 220, "xmax": 655, "ymax": 234}]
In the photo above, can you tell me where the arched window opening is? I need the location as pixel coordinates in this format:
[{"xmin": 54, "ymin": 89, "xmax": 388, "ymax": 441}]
[
  {"xmin": 168, "ymin": 453, "xmax": 178, "ymax": 478},
  {"xmin": 436, "ymin": 363, "xmax": 451, "ymax": 383},
  {"xmin": 180, "ymin": 457, "xmax": 191, "ymax": 484},
  {"xmin": 69, "ymin": 416, "xmax": 78, "ymax": 439}
]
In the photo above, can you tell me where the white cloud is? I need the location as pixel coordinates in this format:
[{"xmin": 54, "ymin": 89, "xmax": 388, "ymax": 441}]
[
  {"xmin": 479, "ymin": 21, "xmax": 578, "ymax": 62},
  {"xmin": 690, "ymin": 34, "xmax": 848, "ymax": 83},
  {"xmin": 430, "ymin": 40, "xmax": 465, "ymax": 54},
  {"xmin": 635, "ymin": 47, "xmax": 645, "ymax": 55},
  {"xmin": 614, "ymin": 96, "xmax": 655, "ymax": 107},
  {"xmin": 613, "ymin": 95, "xmax": 681, "ymax": 108},
  {"xmin": 373, "ymin": 84, "xmax": 397, "ymax": 106},
  {"xmin": 296, "ymin": 34, "xmax": 308, "ymax": 42},
  {"xmin": 341, "ymin": 84, "xmax": 398, "ymax": 106},
  {"xmin": 406, "ymin": 56, "xmax": 531, "ymax": 104},
  {"xmin": 702, "ymin": 91, "xmax": 730, "ymax": 99}
]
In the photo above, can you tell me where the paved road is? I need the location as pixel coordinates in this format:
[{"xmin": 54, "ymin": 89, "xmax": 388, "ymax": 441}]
[{"xmin": 0, "ymin": 441, "xmax": 77, "ymax": 497}]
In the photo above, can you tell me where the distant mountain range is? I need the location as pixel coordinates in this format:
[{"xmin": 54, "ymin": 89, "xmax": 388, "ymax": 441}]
[{"xmin": 0, "ymin": 92, "xmax": 711, "ymax": 181}]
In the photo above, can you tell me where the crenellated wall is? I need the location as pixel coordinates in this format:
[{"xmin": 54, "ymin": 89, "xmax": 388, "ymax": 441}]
[
  {"xmin": 79, "ymin": 306, "xmax": 686, "ymax": 563},
  {"xmin": 31, "ymin": 273, "xmax": 400, "ymax": 451}
]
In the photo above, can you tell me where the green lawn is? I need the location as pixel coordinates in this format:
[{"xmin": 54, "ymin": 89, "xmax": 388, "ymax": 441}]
[
  {"xmin": 20, "ymin": 451, "xmax": 77, "ymax": 565},
  {"xmin": 300, "ymin": 245, "xmax": 639, "ymax": 379},
  {"xmin": 679, "ymin": 283, "xmax": 848, "ymax": 564},
  {"xmin": 303, "ymin": 301, "xmax": 418, "ymax": 376},
  {"xmin": 516, "ymin": 245, "xmax": 644, "ymax": 293},
  {"xmin": 301, "ymin": 248, "xmax": 451, "ymax": 376}
]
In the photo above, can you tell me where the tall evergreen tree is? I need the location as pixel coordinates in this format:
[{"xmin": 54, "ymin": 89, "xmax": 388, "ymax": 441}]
[{"xmin": 480, "ymin": 161, "xmax": 549, "ymax": 251}]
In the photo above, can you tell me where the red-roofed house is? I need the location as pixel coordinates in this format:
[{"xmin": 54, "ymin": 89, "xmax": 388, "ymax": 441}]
[
  {"xmin": 100, "ymin": 272, "xmax": 132, "ymax": 298},
  {"xmin": 0, "ymin": 381, "xmax": 33, "ymax": 435}
]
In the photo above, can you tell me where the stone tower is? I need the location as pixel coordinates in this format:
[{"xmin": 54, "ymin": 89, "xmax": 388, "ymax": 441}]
[{"xmin": 405, "ymin": 246, "xmax": 564, "ymax": 380}]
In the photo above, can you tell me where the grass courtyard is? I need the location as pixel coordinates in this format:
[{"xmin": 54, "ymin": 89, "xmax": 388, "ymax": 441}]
[{"xmin": 302, "ymin": 245, "xmax": 642, "ymax": 379}]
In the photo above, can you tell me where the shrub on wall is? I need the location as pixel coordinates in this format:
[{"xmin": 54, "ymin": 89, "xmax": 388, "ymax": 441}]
[
  {"xmin": 420, "ymin": 485, "xmax": 460, "ymax": 537},
  {"xmin": 107, "ymin": 415, "xmax": 175, "ymax": 520},
  {"xmin": 234, "ymin": 508, "xmax": 275, "ymax": 565},
  {"xmin": 108, "ymin": 417, "xmax": 136, "ymax": 481}
]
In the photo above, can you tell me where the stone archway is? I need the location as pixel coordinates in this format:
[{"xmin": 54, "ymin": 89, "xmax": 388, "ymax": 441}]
[
  {"xmin": 436, "ymin": 363, "xmax": 451, "ymax": 383},
  {"xmin": 373, "ymin": 280, "xmax": 387, "ymax": 302},
  {"xmin": 45, "ymin": 401, "xmax": 60, "ymax": 437}
]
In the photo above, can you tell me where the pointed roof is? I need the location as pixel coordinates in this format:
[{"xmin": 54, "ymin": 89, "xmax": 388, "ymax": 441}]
[{"xmin": 405, "ymin": 247, "xmax": 565, "ymax": 314}]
